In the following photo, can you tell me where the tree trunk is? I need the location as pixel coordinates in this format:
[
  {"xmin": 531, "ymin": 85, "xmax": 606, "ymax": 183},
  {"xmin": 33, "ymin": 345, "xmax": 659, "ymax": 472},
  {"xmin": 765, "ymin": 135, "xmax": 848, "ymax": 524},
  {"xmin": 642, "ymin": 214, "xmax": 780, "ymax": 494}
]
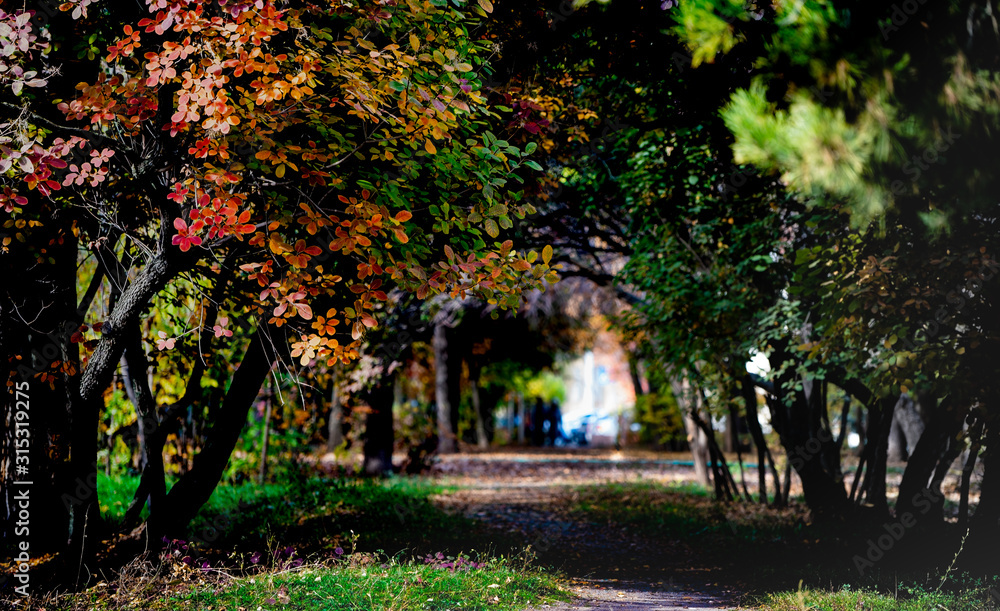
[
  {"xmin": 967, "ymin": 417, "xmax": 1000, "ymax": 571},
  {"xmin": 258, "ymin": 391, "xmax": 272, "ymax": 485},
  {"xmin": 147, "ymin": 324, "xmax": 280, "ymax": 540},
  {"xmin": 781, "ymin": 461, "xmax": 792, "ymax": 506},
  {"xmin": 471, "ymin": 379, "xmax": 489, "ymax": 450},
  {"xmin": 740, "ymin": 375, "xmax": 771, "ymax": 504},
  {"xmin": 433, "ymin": 321, "xmax": 456, "ymax": 454},
  {"xmin": 67, "ymin": 253, "xmax": 177, "ymax": 585},
  {"xmin": 628, "ymin": 356, "xmax": 645, "ymax": 398},
  {"xmin": 676, "ymin": 378, "xmax": 710, "ymax": 488},
  {"xmin": 724, "ymin": 413, "xmax": 736, "ymax": 453},
  {"xmin": 120, "ymin": 328, "xmax": 166, "ymax": 516},
  {"xmin": 730, "ymin": 403, "xmax": 751, "ymax": 501},
  {"xmin": 759, "ymin": 366, "xmax": 851, "ymax": 519},
  {"xmin": 859, "ymin": 397, "xmax": 895, "ymax": 517},
  {"xmin": 692, "ymin": 386, "xmax": 739, "ymax": 501},
  {"xmin": 895, "ymin": 398, "xmax": 963, "ymax": 525},
  {"xmin": 362, "ymin": 379, "xmax": 395, "ymax": 475},
  {"xmin": 326, "ymin": 369, "xmax": 344, "ymax": 452},
  {"xmin": 888, "ymin": 395, "xmax": 926, "ymax": 462},
  {"xmin": 959, "ymin": 413, "xmax": 984, "ymax": 525}
]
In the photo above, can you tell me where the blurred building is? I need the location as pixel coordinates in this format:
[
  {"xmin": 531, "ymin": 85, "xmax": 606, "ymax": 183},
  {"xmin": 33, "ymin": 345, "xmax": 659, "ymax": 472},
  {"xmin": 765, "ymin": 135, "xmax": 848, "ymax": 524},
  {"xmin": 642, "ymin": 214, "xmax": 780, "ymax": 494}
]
[{"xmin": 561, "ymin": 326, "xmax": 636, "ymax": 446}]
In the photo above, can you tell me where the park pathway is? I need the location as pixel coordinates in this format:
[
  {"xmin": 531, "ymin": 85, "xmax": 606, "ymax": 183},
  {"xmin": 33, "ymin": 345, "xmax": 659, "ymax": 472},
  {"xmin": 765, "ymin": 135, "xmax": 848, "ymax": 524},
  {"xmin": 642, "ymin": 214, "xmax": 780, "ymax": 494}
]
[
  {"xmin": 426, "ymin": 450, "xmax": 743, "ymax": 610},
  {"xmin": 529, "ymin": 584, "xmax": 736, "ymax": 610}
]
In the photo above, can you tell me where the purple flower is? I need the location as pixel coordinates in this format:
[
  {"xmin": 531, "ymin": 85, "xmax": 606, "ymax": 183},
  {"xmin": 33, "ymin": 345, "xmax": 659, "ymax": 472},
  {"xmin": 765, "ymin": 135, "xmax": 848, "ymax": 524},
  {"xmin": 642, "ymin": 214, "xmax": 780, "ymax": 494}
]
[
  {"xmin": 250, "ymin": 551, "xmax": 262, "ymax": 564},
  {"xmin": 334, "ymin": 547, "xmax": 344, "ymax": 556},
  {"xmin": 661, "ymin": 0, "xmax": 676, "ymax": 8}
]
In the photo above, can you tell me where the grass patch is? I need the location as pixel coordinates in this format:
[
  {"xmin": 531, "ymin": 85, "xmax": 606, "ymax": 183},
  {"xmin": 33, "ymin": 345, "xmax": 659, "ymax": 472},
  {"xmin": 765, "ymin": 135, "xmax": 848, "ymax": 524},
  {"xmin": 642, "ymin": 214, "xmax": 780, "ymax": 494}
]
[
  {"xmin": 183, "ymin": 476, "xmax": 481, "ymax": 558},
  {"xmin": 45, "ymin": 552, "xmax": 564, "ymax": 611},
  {"xmin": 96, "ymin": 472, "xmax": 479, "ymax": 558},
  {"xmin": 97, "ymin": 472, "xmax": 146, "ymax": 528},
  {"xmin": 751, "ymin": 585, "xmax": 999, "ymax": 611},
  {"xmin": 181, "ymin": 556, "xmax": 561, "ymax": 611}
]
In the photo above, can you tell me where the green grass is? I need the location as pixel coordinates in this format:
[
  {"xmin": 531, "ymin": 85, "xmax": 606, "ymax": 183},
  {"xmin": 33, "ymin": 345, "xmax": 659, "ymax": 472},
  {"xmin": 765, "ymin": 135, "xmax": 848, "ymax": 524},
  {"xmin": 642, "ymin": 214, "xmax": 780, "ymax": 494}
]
[
  {"xmin": 52, "ymin": 553, "xmax": 563, "ymax": 611},
  {"xmin": 178, "ymin": 556, "xmax": 561, "ymax": 611},
  {"xmin": 184, "ymin": 476, "xmax": 484, "ymax": 558},
  {"xmin": 97, "ymin": 471, "xmax": 478, "ymax": 556},
  {"xmin": 97, "ymin": 472, "xmax": 146, "ymax": 526},
  {"xmin": 751, "ymin": 585, "xmax": 999, "ymax": 610}
]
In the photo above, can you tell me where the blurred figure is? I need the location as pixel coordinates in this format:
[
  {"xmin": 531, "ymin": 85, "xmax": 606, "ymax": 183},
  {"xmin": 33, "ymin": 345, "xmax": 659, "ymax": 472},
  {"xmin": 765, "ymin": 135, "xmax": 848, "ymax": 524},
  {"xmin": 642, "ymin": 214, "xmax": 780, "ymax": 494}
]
[
  {"xmin": 531, "ymin": 397, "xmax": 546, "ymax": 446},
  {"xmin": 546, "ymin": 398, "xmax": 566, "ymax": 446}
]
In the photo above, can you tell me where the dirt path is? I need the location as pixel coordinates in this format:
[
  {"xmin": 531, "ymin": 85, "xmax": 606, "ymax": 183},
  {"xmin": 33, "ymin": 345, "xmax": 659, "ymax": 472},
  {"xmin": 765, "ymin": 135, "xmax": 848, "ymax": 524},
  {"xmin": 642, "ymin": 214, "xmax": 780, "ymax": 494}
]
[
  {"xmin": 427, "ymin": 450, "xmax": 743, "ymax": 610},
  {"xmin": 531, "ymin": 584, "xmax": 736, "ymax": 610}
]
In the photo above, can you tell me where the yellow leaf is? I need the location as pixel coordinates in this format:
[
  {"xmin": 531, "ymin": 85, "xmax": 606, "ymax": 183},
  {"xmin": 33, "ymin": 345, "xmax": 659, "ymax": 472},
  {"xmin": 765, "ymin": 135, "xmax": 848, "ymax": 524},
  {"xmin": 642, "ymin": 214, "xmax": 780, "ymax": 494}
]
[
  {"xmin": 478, "ymin": 0, "xmax": 493, "ymax": 12},
  {"xmin": 425, "ymin": 139, "xmax": 437, "ymax": 155},
  {"xmin": 542, "ymin": 244, "xmax": 553, "ymax": 265},
  {"xmin": 409, "ymin": 33, "xmax": 420, "ymax": 51},
  {"xmin": 276, "ymin": 164, "xmax": 286, "ymax": 178},
  {"xmin": 268, "ymin": 233, "xmax": 289, "ymax": 254}
]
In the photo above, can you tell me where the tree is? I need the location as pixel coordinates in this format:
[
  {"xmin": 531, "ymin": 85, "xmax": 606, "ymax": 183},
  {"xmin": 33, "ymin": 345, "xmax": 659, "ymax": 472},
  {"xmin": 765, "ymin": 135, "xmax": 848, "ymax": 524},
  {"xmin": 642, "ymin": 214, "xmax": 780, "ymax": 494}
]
[
  {"xmin": 1, "ymin": 0, "xmax": 549, "ymax": 586},
  {"xmin": 674, "ymin": 0, "xmax": 1000, "ymax": 560}
]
